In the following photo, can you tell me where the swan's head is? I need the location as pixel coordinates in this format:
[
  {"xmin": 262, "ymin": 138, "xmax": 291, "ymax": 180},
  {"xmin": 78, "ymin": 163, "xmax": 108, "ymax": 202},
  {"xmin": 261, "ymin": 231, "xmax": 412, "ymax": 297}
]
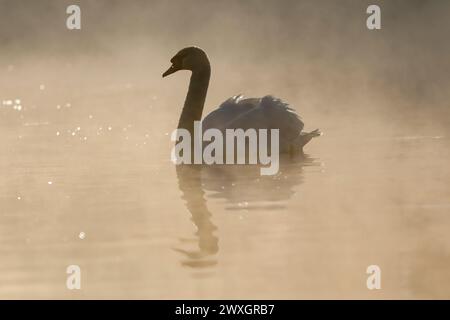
[{"xmin": 162, "ymin": 46, "xmax": 209, "ymax": 77}]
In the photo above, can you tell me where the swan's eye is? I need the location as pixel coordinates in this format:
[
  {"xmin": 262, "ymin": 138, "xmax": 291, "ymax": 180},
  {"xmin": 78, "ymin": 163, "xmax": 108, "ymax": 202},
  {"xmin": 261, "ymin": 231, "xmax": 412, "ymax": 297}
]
[{"xmin": 171, "ymin": 54, "xmax": 185, "ymax": 65}]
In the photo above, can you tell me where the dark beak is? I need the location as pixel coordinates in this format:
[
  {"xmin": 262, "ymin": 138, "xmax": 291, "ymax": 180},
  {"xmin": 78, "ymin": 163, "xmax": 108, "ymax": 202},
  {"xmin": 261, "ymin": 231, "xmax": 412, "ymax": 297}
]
[{"xmin": 162, "ymin": 64, "xmax": 178, "ymax": 78}]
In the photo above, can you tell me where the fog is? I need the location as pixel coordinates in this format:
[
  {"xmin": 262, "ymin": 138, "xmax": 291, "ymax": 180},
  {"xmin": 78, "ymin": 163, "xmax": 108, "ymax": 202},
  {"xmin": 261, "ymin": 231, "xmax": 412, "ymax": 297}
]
[
  {"xmin": 2, "ymin": 0, "xmax": 449, "ymax": 119},
  {"xmin": 0, "ymin": 0, "xmax": 449, "ymax": 299}
]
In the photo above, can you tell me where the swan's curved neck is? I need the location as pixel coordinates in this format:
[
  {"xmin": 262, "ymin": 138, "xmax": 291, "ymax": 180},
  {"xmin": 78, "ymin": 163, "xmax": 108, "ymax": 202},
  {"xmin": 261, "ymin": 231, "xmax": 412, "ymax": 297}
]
[{"xmin": 177, "ymin": 64, "xmax": 211, "ymax": 134}]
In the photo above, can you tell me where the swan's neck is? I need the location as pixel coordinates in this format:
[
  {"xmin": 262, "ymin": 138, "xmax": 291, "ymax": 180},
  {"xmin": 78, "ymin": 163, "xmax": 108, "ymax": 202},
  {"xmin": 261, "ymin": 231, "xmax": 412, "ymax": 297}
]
[{"xmin": 177, "ymin": 65, "xmax": 211, "ymax": 134}]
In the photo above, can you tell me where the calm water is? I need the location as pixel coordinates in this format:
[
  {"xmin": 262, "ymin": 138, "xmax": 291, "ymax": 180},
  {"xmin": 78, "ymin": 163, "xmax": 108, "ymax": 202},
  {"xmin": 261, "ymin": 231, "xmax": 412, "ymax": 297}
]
[{"xmin": 1, "ymin": 62, "xmax": 450, "ymax": 299}]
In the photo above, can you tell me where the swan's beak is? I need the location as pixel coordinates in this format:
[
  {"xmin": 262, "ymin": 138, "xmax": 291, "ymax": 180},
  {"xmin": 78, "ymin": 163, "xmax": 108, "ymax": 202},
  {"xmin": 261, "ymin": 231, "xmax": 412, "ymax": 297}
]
[{"xmin": 162, "ymin": 65, "xmax": 178, "ymax": 78}]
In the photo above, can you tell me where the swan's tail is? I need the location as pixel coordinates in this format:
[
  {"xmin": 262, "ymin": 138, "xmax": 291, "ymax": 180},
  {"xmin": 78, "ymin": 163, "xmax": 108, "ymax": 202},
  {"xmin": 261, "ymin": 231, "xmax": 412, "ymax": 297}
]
[
  {"xmin": 298, "ymin": 129, "xmax": 322, "ymax": 148},
  {"xmin": 307, "ymin": 129, "xmax": 322, "ymax": 138}
]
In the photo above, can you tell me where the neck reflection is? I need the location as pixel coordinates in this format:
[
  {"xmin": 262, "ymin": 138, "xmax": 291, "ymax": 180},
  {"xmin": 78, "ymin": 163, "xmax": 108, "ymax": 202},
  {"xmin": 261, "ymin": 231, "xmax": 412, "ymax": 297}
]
[{"xmin": 175, "ymin": 165, "xmax": 218, "ymax": 268}]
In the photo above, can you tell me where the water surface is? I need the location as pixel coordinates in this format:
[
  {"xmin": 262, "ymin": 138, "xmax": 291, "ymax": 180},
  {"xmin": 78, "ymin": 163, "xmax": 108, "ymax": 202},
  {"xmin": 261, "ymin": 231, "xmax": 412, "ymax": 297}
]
[{"xmin": 1, "ymin": 61, "xmax": 449, "ymax": 299}]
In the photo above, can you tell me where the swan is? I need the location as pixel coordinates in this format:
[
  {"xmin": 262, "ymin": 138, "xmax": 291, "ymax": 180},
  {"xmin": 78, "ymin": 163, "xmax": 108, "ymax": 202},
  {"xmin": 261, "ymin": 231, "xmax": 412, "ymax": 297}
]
[{"xmin": 163, "ymin": 46, "xmax": 320, "ymax": 155}]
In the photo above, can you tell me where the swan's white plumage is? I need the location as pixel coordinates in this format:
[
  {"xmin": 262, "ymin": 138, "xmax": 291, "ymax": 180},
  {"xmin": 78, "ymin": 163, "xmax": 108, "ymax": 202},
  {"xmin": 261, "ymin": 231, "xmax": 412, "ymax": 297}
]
[{"xmin": 202, "ymin": 95, "xmax": 305, "ymax": 153}]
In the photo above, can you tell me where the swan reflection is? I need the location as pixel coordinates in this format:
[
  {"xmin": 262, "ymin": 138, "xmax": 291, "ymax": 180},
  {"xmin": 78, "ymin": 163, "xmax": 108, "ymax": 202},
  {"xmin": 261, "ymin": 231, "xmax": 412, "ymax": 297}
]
[{"xmin": 174, "ymin": 155, "xmax": 319, "ymax": 269}]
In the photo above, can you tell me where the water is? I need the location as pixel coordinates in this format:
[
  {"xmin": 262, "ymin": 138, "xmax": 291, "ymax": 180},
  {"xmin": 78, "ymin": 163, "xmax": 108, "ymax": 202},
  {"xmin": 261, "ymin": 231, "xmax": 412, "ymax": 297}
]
[{"xmin": 1, "ymin": 57, "xmax": 450, "ymax": 299}]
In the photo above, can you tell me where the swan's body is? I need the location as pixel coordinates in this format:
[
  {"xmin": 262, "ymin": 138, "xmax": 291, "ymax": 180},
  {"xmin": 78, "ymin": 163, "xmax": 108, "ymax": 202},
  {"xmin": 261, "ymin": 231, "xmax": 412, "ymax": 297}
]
[
  {"xmin": 202, "ymin": 94, "xmax": 320, "ymax": 153},
  {"xmin": 163, "ymin": 46, "xmax": 320, "ymax": 155}
]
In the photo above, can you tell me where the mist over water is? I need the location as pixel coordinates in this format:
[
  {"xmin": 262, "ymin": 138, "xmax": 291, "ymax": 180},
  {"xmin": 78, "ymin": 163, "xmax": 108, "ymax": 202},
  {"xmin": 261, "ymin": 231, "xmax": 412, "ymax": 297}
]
[{"xmin": 0, "ymin": 0, "xmax": 450, "ymax": 298}]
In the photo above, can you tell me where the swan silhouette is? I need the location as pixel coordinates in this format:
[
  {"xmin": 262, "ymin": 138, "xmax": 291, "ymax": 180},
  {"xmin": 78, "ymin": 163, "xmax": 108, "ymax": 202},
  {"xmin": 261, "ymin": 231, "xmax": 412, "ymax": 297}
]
[{"xmin": 163, "ymin": 46, "xmax": 321, "ymax": 155}]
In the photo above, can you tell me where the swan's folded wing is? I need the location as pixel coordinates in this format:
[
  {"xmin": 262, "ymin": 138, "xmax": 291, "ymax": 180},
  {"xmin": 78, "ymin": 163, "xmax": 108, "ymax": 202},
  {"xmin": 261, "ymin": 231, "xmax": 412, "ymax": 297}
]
[
  {"xmin": 202, "ymin": 95, "xmax": 256, "ymax": 131},
  {"xmin": 259, "ymin": 95, "xmax": 304, "ymax": 142},
  {"xmin": 202, "ymin": 95, "xmax": 304, "ymax": 144}
]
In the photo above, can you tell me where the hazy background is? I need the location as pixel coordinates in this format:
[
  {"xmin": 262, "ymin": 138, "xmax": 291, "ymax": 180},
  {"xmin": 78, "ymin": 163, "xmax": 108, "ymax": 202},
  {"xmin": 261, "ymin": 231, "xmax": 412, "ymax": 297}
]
[
  {"xmin": 1, "ymin": 0, "xmax": 450, "ymax": 129},
  {"xmin": 0, "ymin": 0, "xmax": 449, "ymax": 299}
]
